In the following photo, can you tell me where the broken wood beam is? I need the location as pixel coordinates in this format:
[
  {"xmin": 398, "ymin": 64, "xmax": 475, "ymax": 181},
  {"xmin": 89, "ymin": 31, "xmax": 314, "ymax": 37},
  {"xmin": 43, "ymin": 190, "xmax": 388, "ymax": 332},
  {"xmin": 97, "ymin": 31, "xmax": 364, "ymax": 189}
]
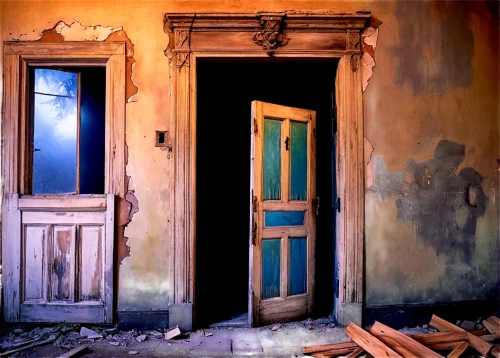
[
  {"xmin": 446, "ymin": 342, "xmax": 468, "ymax": 358},
  {"xmin": 490, "ymin": 346, "xmax": 500, "ymax": 358},
  {"xmin": 346, "ymin": 321, "xmax": 402, "ymax": 358},
  {"xmin": 57, "ymin": 344, "xmax": 90, "ymax": 358},
  {"xmin": 430, "ymin": 314, "xmax": 493, "ymax": 357},
  {"xmin": 302, "ymin": 341, "xmax": 358, "ymax": 355},
  {"xmin": 409, "ymin": 331, "xmax": 468, "ymax": 346},
  {"xmin": 369, "ymin": 321, "xmax": 443, "ymax": 358},
  {"xmin": 483, "ymin": 317, "xmax": 500, "ymax": 335},
  {"xmin": 478, "ymin": 333, "xmax": 500, "ymax": 342},
  {"xmin": 426, "ymin": 342, "xmax": 463, "ymax": 352},
  {"xmin": 306, "ymin": 347, "xmax": 358, "ymax": 357},
  {"xmin": 0, "ymin": 335, "xmax": 57, "ymax": 357},
  {"xmin": 345, "ymin": 347, "xmax": 365, "ymax": 358}
]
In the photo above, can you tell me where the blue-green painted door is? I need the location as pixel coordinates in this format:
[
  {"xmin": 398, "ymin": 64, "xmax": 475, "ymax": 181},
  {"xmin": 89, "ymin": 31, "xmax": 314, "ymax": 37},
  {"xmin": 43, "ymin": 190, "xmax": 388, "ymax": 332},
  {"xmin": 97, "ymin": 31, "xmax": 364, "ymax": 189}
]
[{"xmin": 250, "ymin": 101, "xmax": 316, "ymax": 327}]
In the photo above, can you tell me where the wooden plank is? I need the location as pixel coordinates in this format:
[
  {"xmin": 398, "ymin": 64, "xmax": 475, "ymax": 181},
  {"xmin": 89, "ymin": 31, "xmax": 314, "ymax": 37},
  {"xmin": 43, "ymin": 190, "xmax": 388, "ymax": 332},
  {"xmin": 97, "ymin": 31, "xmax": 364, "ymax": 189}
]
[
  {"xmin": 427, "ymin": 342, "xmax": 462, "ymax": 351},
  {"xmin": 346, "ymin": 322, "xmax": 402, "ymax": 358},
  {"xmin": 478, "ymin": 333, "xmax": 500, "ymax": 342},
  {"xmin": 57, "ymin": 344, "xmax": 90, "ymax": 358},
  {"xmin": 446, "ymin": 342, "xmax": 468, "ymax": 358},
  {"xmin": 488, "ymin": 316, "xmax": 500, "ymax": 326},
  {"xmin": 483, "ymin": 317, "xmax": 500, "ymax": 335},
  {"xmin": 409, "ymin": 332, "xmax": 468, "ymax": 345},
  {"xmin": 345, "ymin": 347, "xmax": 365, "ymax": 358},
  {"xmin": 0, "ymin": 335, "xmax": 57, "ymax": 357},
  {"xmin": 430, "ymin": 315, "xmax": 492, "ymax": 356},
  {"xmin": 23, "ymin": 211, "xmax": 105, "ymax": 225},
  {"xmin": 303, "ymin": 341, "xmax": 359, "ymax": 355},
  {"xmin": 19, "ymin": 196, "xmax": 106, "ymax": 211},
  {"xmin": 309, "ymin": 347, "xmax": 357, "ymax": 358},
  {"xmin": 369, "ymin": 321, "xmax": 443, "ymax": 358},
  {"xmin": 491, "ymin": 346, "xmax": 500, "ymax": 358},
  {"xmin": 2, "ymin": 194, "xmax": 22, "ymax": 321}
]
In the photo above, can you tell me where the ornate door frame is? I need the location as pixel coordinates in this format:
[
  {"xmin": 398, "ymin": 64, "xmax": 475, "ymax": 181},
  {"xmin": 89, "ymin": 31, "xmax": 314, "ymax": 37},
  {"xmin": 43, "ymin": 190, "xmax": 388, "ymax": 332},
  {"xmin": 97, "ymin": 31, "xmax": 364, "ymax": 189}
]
[{"xmin": 164, "ymin": 11, "xmax": 368, "ymax": 325}]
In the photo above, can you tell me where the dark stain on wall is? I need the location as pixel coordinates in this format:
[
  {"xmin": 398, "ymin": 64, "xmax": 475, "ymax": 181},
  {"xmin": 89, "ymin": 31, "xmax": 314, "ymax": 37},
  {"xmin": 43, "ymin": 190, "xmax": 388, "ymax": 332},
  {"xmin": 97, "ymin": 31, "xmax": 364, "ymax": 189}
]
[
  {"xmin": 392, "ymin": 1, "xmax": 474, "ymax": 95},
  {"xmin": 369, "ymin": 140, "xmax": 487, "ymax": 264}
]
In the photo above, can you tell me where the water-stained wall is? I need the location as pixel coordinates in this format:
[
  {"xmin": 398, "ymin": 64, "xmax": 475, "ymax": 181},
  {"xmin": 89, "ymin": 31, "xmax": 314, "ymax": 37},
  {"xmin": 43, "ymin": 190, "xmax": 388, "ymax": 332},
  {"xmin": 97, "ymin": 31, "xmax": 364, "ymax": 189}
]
[
  {"xmin": 1, "ymin": 0, "xmax": 498, "ymax": 314},
  {"xmin": 364, "ymin": 1, "xmax": 499, "ymax": 305}
]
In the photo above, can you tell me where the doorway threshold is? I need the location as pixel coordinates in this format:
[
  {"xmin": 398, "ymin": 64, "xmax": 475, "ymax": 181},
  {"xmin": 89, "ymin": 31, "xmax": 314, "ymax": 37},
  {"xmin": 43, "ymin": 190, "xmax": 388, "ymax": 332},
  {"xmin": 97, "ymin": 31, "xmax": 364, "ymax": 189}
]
[{"xmin": 209, "ymin": 312, "xmax": 249, "ymax": 328}]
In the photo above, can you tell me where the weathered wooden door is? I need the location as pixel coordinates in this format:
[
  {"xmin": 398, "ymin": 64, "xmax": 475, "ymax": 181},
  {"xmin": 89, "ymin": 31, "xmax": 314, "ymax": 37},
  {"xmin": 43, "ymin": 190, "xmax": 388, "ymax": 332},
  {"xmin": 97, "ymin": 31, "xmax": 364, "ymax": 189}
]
[
  {"xmin": 249, "ymin": 101, "xmax": 316, "ymax": 326},
  {"xmin": 3, "ymin": 194, "xmax": 115, "ymax": 323}
]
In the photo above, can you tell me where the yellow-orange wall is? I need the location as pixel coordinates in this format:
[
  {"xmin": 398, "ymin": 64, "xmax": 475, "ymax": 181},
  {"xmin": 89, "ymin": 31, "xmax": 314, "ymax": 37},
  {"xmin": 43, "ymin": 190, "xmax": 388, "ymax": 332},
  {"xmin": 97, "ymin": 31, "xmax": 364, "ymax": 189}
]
[{"xmin": 1, "ymin": 0, "xmax": 498, "ymax": 311}]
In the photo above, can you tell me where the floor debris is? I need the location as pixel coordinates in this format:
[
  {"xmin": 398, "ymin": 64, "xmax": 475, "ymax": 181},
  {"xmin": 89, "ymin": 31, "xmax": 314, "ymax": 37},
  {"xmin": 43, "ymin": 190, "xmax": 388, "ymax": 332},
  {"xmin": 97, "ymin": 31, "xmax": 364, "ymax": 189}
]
[
  {"xmin": 302, "ymin": 315, "xmax": 500, "ymax": 358},
  {"xmin": 56, "ymin": 343, "xmax": 90, "ymax": 358},
  {"xmin": 165, "ymin": 325, "xmax": 182, "ymax": 340}
]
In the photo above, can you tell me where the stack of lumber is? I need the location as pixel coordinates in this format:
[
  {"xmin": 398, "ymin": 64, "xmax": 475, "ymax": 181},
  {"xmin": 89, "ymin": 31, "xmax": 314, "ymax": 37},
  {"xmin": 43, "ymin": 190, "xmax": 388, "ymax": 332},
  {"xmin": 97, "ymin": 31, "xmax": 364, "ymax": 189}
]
[{"xmin": 303, "ymin": 314, "xmax": 500, "ymax": 358}]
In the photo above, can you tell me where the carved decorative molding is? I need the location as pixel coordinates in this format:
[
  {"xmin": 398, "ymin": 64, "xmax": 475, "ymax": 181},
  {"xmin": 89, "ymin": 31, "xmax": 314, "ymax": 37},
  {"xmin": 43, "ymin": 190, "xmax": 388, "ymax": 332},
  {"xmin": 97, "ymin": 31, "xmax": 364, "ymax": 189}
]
[
  {"xmin": 164, "ymin": 12, "xmax": 369, "ymax": 54},
  {"xmin": 253, "ymin": 14, "xmax": 288, "ymax": 52},
  {"xmin": 347, "ymin": 30, "xmax": 361, "ymax": 51},
  {"xmin": 175, "ymin": 29, "xmax": 190, "ymax": 50}
]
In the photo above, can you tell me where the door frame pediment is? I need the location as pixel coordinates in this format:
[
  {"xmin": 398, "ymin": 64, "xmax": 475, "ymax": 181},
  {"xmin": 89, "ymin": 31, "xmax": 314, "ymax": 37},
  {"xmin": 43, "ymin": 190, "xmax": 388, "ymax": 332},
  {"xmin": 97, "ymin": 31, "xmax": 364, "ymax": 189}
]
[{"xmin": 164, "ymin": 11, "xmax": 368, "ymax": 326}]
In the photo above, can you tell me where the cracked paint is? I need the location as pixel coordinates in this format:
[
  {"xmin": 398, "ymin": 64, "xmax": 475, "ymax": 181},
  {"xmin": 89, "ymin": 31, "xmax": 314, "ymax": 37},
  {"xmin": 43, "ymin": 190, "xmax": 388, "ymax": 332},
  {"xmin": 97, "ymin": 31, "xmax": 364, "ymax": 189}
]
[
  {"xmin": 364, "ymin": 137, "xmax": 375, "ymax": 188},
  {"xmin": 360, "ymin": 26, "xmax": 379, "ymax": 92}
]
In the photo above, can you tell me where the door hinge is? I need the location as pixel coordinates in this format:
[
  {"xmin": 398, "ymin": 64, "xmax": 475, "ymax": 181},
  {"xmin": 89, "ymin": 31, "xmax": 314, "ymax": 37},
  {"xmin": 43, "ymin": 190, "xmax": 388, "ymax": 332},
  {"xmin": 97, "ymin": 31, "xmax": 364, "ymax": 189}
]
[
  {"xmin": 253, "ymin": 117, "xmax": 258, "ymax": 134},
  {"xmin": 285, "ymin": 136, "xmax": 289, "ymax": 151},
  {"xmin": 313, "ymin": 196, "xmax": 320, "ymax": 216},
  {"xmin": 336, "ymin": 197, "xmax": 341, "ymax": 213},
  {"xmin": 252, "ymin": 221, "xmax": 257, "ymax": 245},
  {"xmin": 253, "ymin": 195, "xmax": 257, "ymax": 212}
]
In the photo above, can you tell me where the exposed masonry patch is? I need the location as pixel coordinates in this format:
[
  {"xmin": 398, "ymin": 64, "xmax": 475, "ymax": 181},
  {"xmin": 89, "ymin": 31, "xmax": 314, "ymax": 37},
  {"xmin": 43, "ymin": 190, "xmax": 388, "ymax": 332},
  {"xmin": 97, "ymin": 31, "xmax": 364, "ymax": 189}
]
[{"xmin": 26, "ymin": 21, "xmax": 139, "ymax": 262}]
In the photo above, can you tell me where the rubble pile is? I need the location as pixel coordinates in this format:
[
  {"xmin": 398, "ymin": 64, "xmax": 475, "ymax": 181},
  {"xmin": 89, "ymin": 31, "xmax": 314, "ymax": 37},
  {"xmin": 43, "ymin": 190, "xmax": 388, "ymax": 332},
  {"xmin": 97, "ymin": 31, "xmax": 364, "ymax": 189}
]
[{"xmin": 303, "ymin": 315, "xmax": 500, "ymax": 358}]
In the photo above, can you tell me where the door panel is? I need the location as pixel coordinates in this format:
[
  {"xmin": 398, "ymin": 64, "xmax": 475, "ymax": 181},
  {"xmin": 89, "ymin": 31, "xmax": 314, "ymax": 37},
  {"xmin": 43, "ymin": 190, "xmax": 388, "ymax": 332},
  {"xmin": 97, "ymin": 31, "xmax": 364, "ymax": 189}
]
[
  {"xmin": 250, "ymin": 101, "xmax": 316, "ymax": 326},
  {"xmin": 4, "ymin": 194, "xmax": 115, "ymax": 323}
]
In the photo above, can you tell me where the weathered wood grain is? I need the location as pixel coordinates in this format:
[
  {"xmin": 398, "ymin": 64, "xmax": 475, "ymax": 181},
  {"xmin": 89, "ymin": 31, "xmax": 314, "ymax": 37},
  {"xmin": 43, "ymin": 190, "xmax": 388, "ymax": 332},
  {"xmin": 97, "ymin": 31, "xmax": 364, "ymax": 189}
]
[
  {"xmin": 369, "ymin": 321, "xmax": 443, "ymax": 358},
  {"xmin": 430, "ymin": 315, "xmax": 492, "ymax": 356},
  {"xmin": 346, "ymin": 322, "xmax": 402, "ymax": 358}
]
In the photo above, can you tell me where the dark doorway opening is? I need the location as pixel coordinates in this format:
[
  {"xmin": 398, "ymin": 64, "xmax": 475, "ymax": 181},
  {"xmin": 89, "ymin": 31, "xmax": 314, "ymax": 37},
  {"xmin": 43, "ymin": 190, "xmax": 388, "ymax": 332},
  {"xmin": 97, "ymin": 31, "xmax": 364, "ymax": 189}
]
[{"xmin": 196, "ymin": 59, "xmax": 338, "ymax": 328}]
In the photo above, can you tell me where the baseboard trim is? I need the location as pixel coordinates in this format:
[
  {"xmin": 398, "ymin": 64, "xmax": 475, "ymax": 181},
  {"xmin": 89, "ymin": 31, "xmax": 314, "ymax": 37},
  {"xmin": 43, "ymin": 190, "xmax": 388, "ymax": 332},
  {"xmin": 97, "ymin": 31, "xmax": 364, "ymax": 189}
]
[
  {"xmin": 117, "ymin": 309, "xmax": 169, "ymax": 330},
  {"xmin": 363, "ymin": 299, "xmax": 500, "ymax": 329}
]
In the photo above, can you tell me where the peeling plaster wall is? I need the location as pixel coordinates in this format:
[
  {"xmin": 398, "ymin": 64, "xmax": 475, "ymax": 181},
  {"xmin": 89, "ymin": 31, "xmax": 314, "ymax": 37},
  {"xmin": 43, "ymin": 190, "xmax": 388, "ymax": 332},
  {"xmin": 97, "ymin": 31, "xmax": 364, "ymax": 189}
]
[
  {"xmin": 1, "ymin": 0, "xmax": 498, "ymax": 313},
  {"xmin": 363, "ymin": 1, "xmax": 499, "ymax": 306}
]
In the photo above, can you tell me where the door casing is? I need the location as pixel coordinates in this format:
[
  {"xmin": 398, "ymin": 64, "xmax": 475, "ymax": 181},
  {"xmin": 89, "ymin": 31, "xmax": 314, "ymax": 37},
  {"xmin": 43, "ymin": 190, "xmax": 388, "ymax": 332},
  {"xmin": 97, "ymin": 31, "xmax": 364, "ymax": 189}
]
[{"xmin": 164, "ymin": 12, "xmax": 367, "ymax": 327}]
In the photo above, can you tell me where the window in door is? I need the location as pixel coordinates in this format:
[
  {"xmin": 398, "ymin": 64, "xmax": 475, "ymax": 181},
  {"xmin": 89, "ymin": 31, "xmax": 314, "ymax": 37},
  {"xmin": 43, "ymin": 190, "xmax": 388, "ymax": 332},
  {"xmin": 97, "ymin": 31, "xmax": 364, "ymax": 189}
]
[{"xmin": 30, "ymin": 67, "xmax": 105, "ymax": 195}]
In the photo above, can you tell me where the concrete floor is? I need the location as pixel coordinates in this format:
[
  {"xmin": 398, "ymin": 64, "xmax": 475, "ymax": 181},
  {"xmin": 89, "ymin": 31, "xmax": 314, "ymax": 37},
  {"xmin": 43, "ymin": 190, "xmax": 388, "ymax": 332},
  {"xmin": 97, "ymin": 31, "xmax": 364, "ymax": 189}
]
[{"xmin": 1, "ymin": 318, "xmax": 358, "ymax": 358}]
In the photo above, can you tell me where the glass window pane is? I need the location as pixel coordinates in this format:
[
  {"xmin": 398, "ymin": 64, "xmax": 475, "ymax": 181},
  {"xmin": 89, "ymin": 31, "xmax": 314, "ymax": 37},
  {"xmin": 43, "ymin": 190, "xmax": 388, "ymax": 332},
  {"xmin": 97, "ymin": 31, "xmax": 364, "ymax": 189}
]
[
  {"xmin": 35, "ymin": 68, "xmax": 77, "ymax": 97},
  {"xmin": 290, "ymin": 121, "xmax": 308, "ymax": 201},
  {"xmin": 265, "ymin": 211, "xmax": 305, "ymax": 227},
  {"xmin": 262, "ymin": 239, "xmax": 281, "ymax": 299},
  {"xmin": 263, "ymin": 118, "xmax": 281, "ymax": 200},
  {"xmin": 33, "ymin": 69, "xmax": 78, "ymax": 194},
  {"xmin": 289, "ymin": 237, "xmax": 307, "ymax": 296}
]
